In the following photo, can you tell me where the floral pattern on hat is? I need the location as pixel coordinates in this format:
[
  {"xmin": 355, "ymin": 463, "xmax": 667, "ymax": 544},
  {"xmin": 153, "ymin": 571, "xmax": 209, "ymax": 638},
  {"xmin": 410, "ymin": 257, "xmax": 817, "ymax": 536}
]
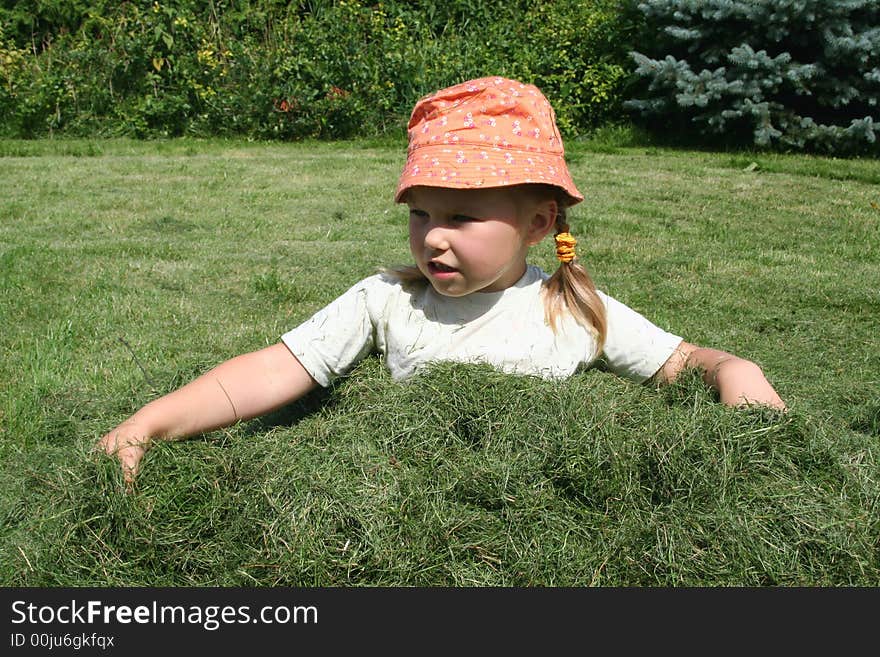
[{"xmin": 395, "ymin": 76, "xmax": 583, "ymax": 206}]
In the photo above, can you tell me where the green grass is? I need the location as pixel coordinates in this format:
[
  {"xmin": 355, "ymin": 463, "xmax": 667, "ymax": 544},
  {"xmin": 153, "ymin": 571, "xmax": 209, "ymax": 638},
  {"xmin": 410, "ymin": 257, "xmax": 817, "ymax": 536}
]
[{"xmin": 1, "ymin": 136, "xmax": 878, "ymax": 586}]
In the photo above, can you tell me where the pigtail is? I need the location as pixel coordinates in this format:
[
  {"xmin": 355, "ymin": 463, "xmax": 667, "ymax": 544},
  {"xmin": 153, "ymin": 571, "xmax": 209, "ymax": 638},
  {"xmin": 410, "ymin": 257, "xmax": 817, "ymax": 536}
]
[{"xmin": 542, "ymin": 209, "xmax": 607, "ymax": 355}]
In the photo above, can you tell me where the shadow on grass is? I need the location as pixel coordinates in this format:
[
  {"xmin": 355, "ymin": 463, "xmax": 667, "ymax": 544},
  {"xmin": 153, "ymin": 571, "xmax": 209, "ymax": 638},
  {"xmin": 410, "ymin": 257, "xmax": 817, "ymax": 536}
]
[
  {"xmin": 850, "ymin": 398, "xmax": 880, "ymax": 437},
  {"xmin": 241, "ymin": 385, "xmax": 337, "ymax": 437},
  {"xmin": 567, "ymin": 123, "xmax": 880, "ymax": 186}
]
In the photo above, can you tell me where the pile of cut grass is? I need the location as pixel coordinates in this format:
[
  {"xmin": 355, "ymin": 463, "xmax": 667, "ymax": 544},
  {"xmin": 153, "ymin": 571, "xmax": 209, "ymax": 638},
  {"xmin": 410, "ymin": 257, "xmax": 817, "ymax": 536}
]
[{"xmin": 3, "ymin": 361, "xmax": 877, "ymax": 586}]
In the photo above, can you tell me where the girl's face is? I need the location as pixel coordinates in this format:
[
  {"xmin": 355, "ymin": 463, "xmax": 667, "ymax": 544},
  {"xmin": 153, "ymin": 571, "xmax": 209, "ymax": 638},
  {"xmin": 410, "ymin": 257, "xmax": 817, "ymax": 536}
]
[{"xmin": 406, "ymin": 186, "xmax": 556, "ymax": 297}]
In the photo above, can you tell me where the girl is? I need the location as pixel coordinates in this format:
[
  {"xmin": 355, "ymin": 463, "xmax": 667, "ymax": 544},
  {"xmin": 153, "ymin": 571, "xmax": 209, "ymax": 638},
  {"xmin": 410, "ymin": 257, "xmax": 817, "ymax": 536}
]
[{"xmin": 97, "ymin": 76, "xmax": 786, "ymax": 484}]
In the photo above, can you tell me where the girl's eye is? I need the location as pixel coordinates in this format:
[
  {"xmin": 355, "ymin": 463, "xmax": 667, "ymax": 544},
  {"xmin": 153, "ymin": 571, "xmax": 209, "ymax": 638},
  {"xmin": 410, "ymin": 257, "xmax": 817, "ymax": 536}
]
[{"xmin": 408, "ymin": 209, "xmax": 476, "ymax": 223}]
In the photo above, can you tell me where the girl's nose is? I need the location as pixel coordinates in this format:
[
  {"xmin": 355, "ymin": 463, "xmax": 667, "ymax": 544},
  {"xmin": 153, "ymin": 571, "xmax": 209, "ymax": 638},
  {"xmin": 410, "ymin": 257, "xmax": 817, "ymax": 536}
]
[{"xmin": 423, "ymin": 223, "xmax": 451, "ymax": 251}]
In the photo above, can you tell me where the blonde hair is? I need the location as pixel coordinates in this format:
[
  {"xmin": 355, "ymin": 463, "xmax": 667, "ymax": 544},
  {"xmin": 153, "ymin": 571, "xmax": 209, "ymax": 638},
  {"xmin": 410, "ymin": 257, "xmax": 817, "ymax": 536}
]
[
  {"xmin": 542, "ymin": 206, "xmax": 607, "ymax": 354},
  {"xmin": 385, "ymin": 184, "xmax": 607, "ymax": 354}
]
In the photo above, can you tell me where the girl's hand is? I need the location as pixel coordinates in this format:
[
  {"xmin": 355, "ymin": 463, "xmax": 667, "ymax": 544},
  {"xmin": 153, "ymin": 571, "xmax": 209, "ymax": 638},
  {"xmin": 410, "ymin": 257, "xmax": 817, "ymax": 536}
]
[
  {"xmin": 92, "ymin": 342, "xmax": 318, "ymax": 488},
  {"xmin": 711, "ymin": 355, "xmax": 787, "ymax": 411},
  {"xmin": 95, "ymin": 422, "xmax": 153, "ymax": 486}
]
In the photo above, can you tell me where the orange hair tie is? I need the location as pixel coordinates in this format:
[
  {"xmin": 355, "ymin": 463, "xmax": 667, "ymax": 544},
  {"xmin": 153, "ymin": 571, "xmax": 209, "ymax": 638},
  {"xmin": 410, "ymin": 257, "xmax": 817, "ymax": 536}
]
[{"xmin": 555, "ymin": 232, "xmax": 577, "ymax": 263}]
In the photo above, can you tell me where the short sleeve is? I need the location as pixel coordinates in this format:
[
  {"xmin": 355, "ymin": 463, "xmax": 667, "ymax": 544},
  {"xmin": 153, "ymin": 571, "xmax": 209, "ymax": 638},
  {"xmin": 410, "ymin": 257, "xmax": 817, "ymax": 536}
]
[
  {"xmin": 598, "ymin": 291, "xmax": 683, "ymax": 383},
  {"xmin": 280, "ymin": 277, "xmax": 379, "ymax": 387}
]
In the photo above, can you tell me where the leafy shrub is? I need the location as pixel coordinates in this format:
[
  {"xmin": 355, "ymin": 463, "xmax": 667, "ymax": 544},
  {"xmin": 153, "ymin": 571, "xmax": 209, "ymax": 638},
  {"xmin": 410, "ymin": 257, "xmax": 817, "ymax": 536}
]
[
  {"xmin": 0, "ymin": 0, "xmax": 637, "ymax": 139},
  {"xmin": 625, "ymin": 0, "xmax": 880, "ymax": 155},
  {"xmin": 507, "ymin": 0, "xmax": 638, "ymax": 134}
]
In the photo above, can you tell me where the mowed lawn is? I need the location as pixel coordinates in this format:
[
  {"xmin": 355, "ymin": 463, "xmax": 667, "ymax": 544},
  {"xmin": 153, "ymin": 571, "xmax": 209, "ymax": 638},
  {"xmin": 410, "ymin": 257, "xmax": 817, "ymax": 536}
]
[{"xmin": 0, "ymin": 137, "xmax": 878, "ymax": 586}]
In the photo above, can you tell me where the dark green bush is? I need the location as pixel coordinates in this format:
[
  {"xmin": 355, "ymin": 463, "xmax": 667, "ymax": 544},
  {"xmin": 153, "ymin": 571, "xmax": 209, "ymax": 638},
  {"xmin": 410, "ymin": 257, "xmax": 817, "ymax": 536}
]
[{"xmin": 0, "ymin": 0, "xmax": 637, "ymax": 139}]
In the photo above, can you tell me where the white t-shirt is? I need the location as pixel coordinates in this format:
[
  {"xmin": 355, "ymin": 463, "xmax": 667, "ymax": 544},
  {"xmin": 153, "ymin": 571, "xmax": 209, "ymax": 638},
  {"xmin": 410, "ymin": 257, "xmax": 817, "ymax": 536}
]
[{"xmin": 281, "ymin": 265, "xmax": 682, "ymax": 387}]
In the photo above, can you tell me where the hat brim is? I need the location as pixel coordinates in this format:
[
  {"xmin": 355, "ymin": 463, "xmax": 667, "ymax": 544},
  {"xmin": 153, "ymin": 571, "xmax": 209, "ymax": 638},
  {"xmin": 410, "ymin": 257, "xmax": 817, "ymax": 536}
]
[{"xmin": 395, "ymin": 143, "xmax": 583, "ymax": 207}]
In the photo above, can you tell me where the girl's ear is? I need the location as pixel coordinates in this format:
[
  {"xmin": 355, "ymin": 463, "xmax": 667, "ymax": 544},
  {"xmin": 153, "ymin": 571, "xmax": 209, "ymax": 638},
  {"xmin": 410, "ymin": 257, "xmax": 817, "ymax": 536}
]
[{"xmin": 524, "ymin": 199, "xmax": 558, "ymax": 246}]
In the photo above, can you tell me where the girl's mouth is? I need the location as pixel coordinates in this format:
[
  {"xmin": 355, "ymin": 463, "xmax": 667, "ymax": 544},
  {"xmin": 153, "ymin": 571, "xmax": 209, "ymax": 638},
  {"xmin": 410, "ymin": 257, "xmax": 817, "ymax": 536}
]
[{"xmin": 427, "ymin": 261, "xmax": 458, "ymax": 276}]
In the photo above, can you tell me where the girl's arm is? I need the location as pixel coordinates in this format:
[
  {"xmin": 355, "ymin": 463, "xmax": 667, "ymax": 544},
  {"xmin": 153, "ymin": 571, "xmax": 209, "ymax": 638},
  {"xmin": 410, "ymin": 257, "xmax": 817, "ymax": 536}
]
[
  {"xmin": 96, "ymin": 342, "xmax": 317, "ymax": 483},
  {"xmin": 654, "ymin": 341, "xmax": 786, "ymax": 410}
]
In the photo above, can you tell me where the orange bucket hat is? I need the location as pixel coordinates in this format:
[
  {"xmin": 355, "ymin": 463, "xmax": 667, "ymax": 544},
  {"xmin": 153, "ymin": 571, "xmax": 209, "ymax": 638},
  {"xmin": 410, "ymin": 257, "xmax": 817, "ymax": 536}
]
[{"xmin": 395, "ymin": 76, "xmax": 583, "ymax": 207}]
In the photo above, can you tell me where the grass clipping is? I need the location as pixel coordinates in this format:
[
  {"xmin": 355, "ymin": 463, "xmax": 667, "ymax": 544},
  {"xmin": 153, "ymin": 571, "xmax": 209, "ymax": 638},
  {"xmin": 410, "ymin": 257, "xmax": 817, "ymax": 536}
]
[{"xmin": 4, "ymin": 359, "xmax": 878, "ymax": 586}]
